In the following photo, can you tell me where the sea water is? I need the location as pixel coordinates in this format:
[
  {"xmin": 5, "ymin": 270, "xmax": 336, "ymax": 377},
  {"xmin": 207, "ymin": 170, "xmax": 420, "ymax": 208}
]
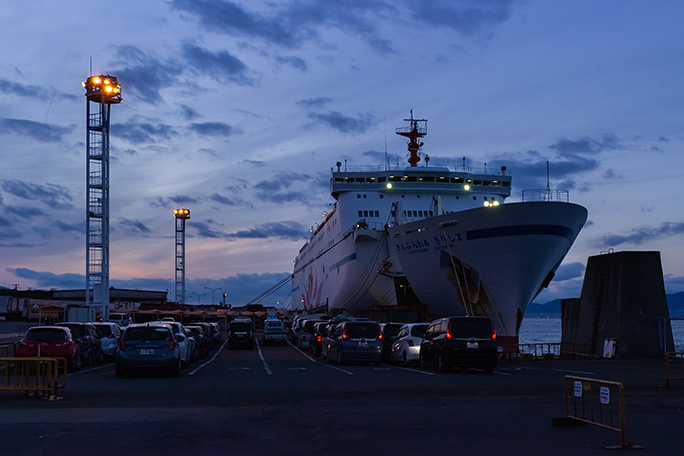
[{"xmin": 519, "ymin": 317, "xmax": 684, "ymax": 352}]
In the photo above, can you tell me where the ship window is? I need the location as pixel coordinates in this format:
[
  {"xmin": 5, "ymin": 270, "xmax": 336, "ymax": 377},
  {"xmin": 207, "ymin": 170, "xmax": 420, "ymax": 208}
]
[
  {"xmin": 429, "ymin": 211, "xmax": 434, "ymax": 216},
  {"xmin": 378, "ymin": 177, "xmax": 386, "ymax": 183},
  {"xmin": 375, "ymin": 210, "xmax": 379, "ymax": 217},
  {"xmin": 451, "ymin": 177, "xmax": 464, "ymax": 183},
  {"xmin": 438, "ymin": 176, "xmax": 448, "ymax": 182},
  {"xmin": 389, "ymin": 176, "xmax": 402, "ymax": 182},
  {"xmin": 357, "ymin": 194, "xmax": 361, "ymax": 198},
  {"xmin": 419, "ymin": 176, "xmax": 435, "ymax": 182},
  {"xmin": 473, "ymin": 196, "xmax": 477, "ymax": 200},
  {"xmin": 503, "ymin": 181, "xmax": 511, "ymax": 187},
  {"xmin": 404, "ymin": 176, "xmax": 417, "ymax": 182},
  {"xmin": 493, "ymin": 180, "xmax": 499, "ymax": 185},
  {"xmin": 363, "ymin": 194, "xmax": 367, "ymax": 198},
  {"xmin": 417, "ymin": 194, "xmax": 420, "ymax": 198},
  {"xmin": 358, "ymin": 211, "xmax": 362, "ymax": 217},
  {"xmin": 363, "ymin": 211, "xmax": 369, "ymax": 217},
  {"xmin": 473, "ymin": 180, "xmax": 481, "ymax": 185},
  {"xmin": 466, "ymin": 179, "xmax": 472, "ymax": 183},
  {"xmin": 483, "ymin": 180, "xmax": 491, "ymax": 186},
  {"xmin": 379, "ymin": 194, "xmax": 384, "ymax": 198},
  {"xmin": 335, "ymin": 178, "xmax": 344, "ymax": 183},
  {"xmin": 484, "ymin": 197, "xmax": 488, "ymax": 200},
  {"xmin": 403, "ymin": 211, "xmax": 407, "ymax": 216},
  {"xmin": 412, "ymin": 211, "xmax": 417, "ymax": 217},
  {"xmin": 418, "ymin": 211, "xmax": 423, "ymax": 217},
  {"xmin": 345, "ymin": 177, "xmax": 354, "ymax": 183},
  {"xmin": 401, "ymin": 195, "xmax": 405, "ymax": 198},
  {"xmin": 356, "ymin": 178, "xmax": 365, "ymax": 183},
  {"xmin": 368, "ymin": 177, "xmax": 376, "ymax": 183}
]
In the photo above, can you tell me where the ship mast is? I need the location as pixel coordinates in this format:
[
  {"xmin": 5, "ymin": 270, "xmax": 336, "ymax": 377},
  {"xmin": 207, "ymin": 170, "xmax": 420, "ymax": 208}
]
[{"xmin": 396, "ymin": 109, "xmax": 427, "ymax": 167}]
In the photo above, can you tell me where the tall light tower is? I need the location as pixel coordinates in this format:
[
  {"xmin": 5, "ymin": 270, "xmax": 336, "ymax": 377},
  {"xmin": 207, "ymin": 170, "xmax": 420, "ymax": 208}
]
[
  {"xmin": 174, "ymin": 208, "xmax": 191, "ymax": 304},
  {"xmin": 83, "ymin": 75, "xmax": 122, "ymax": 322}
]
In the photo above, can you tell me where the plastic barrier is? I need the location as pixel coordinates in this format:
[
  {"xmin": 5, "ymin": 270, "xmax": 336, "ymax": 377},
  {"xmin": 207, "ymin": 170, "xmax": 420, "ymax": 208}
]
[
  {"xmin": 0, "ymin": 357, "xmax": 67, "ymax": 400},
  {"xmin": 558, "ymin": 375, "xmax": 643, "ymax": 449},
  {"xmin": 664, "ymin": 352, "xmax": 684, "ymax": 388}
]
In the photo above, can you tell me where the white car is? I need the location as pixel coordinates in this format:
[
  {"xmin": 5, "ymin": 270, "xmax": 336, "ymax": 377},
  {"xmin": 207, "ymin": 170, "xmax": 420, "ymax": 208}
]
[
  {"xmin": 146, "ymin": 322, "xmax": 192, "ymax": 368},
  {"xmin": 93, "ymin": 322, "xmax": 122, "ymax": 359},
  {"xmin": 390, "ymin": 323, "xmax": 430, "ymax": 366}
]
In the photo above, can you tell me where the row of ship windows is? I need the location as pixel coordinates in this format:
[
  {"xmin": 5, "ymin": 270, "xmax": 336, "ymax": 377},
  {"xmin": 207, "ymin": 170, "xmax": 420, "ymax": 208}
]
[
  {"xmin": 357, "ymin": 210, "xmax": 440, "ymax": 218},
  {"xmin": 337, "ymin": 176, "xmax": 510, "ymax": 186},
  {"xmin": 357, "ymin": 194, "xmax": 498, "ymax": 202}
]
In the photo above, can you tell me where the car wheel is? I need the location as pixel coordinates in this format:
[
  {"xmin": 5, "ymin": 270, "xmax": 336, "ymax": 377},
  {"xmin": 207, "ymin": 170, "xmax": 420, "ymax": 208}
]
[
  {"xmin": 438, "ymin": 355, "xmax": 450, "ymax": 373},
  {"xmin": 115, "ymin": 364, "xmax": 126, "ymax": 379},
  {"xmin": 85, "ymin": 352, "xmax": 93, "ymax": 367},
  {"xmin": 403, "ymin": 352, "xmax": 408, "ymax": 367},
  {"xmin": 420, "ymin": 354, "xmax": 426, "ymax": 369},
  {"xmin": 337, "ymin": 350, "xmax": 344, "ymax": 365},
  {"xmin": 97, "ymin": 350, "xmax": 104, "ymax": 364}
]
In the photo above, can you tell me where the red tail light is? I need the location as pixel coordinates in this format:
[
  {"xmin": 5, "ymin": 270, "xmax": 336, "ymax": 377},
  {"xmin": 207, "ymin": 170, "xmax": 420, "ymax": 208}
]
[
  {"xmin": 342, "ymin": 331, "xmax": 347, "ymax": 340},
  {"xmin": 378, "ymin": 332, "xmax": 383, "ymax": 340},
  {"xmin": 317, "ymin": 335, "xmax": 322, "ymax": 342},
  {"xmin": 446, "ymin": 328, "xmax": 452, "ymax": 339},
  {"xmin": 491, "ymin": 322, "xmax": 497, "ymax": 340},
  {"xmin": 168, "ymin": 336, "xmax": 178, "ymax": 351}
]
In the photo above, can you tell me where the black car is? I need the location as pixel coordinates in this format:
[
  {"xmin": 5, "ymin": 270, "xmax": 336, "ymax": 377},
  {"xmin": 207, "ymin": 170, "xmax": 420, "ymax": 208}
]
[
  {"xmin": 186, "ymin": 325, "xmax": 210, "ymax": 358},
  {"xmin": 57, "ymin": 322, "xmax": 104, "ymax": 367},
  {"xmin": 419, "ymin": 316, "xmax": 498, "ymax": 373},
  {"xmin": 228, "ymin": 318, "xmax": 254, "ymax": 349},
  {"xmin": 308, "ymin": 322, "xmax": 329, "ymax": 356},
  {"xmin": 380, "ymin": 322, "xmax": 405, "ymax": 362}
]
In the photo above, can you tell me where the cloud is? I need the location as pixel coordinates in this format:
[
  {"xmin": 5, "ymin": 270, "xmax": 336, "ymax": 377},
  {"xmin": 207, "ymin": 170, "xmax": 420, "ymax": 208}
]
[
  {"xmin": 189, "ymin": 122, "xmax": 241, "ymax": 138},
  {"xmin": 549, "ymin": 133, "xmax": 622, "ymax": 157},
  {"xmin": 112, "ymin": 119, "xmax": 180, "ymax": 145},
  {"xmin": 180, "ymin": 104, "xmax": 201, "ymax": 121},
  {"xmin": 410, "ymin": 0, "xmax": 516, "ymax": 37},
  {"xmin": 181, "ymin": 42, "xmax": 256, "ymax": 85},
  {"xmin": 3, "ymin": 205, "xmax": 46, "ymax": 219},
  {"xmin": 116, "ymin": 218, "xmax": 152, "ymax": 235},
  {"xmin": 242, "ymin": 159, "xmax": 266, "ymax": 167},
  {"xmin": 209, "ymin": 193, "xmax": 254, "ymax": 208},
  {"xmin": 227, "ymin": 221, "xmax": 307, "ymax": 241},
  {"xmin": 111, "ymin": 45, "xmax": 185, "ymax": 104},
  {"xmin": 2, "ymin": 180, "xmax": 73, "ymax": 209},
  {"xmin": 275, "ymin": 55, "xmax": 307, "ymax": 71},
  {"xmin": 594, "ymin": 221, "xmax": 684, "ymax": 247},
  {"xmin": 0, "ymin": 78, "xmax": 79, "ymax": 101},
  {"xmin": 298, "ymin": 97, "xmax": 334, "ymax": 108},
  {"xmin": 0, "ymin": 118, "xmax": 74, "ymax": 143},
  {"xmin": 307, "ymin": 111, "xmax": 376, "ymax": 135},
  {"xmin": 191, "ymin": 221, "xmax": 226, "ymax": 238},
  {"xmin": 148, "ymin": 195, "xmax": 201, "ymax": 208},
  {"xmin": 553, "ymin": 262, "xmax": 585, "ymax": 282}
]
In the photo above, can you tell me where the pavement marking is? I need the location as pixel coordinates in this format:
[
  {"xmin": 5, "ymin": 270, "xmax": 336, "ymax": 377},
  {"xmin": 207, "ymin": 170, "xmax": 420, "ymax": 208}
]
[
  {"xmin": 511, "ymin": 366, "xmax": 595, "ymax": 376},
  {"xmin": 70, "ymin": 363, "xmax": 112, "ymax": 376},
  {"xmin": 390, "ymin": 365, "xmax": 436, "ymax": 376},
  {"xmin": 188, "ymin": 339, "xmax": 227, "ymax": 376},
  {"xmin": 287, "ymin": 340, "xmax": 354, "ymax": 376},
  {"xmin": 255, "ymin": 339, "xmax": 272, "ymax": 375}
]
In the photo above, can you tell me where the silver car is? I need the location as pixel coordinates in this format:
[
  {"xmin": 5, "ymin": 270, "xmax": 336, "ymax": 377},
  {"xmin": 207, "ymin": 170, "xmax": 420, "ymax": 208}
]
[{"xmin": 93, "ymin": 322, "xmax": 122, "ymax": 360}]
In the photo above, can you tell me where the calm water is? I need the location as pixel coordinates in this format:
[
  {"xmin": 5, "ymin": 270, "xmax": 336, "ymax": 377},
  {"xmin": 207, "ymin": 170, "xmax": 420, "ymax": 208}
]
[{"xmin": 519, "ymin": 317, "xmax": 684, "ymax": 352}]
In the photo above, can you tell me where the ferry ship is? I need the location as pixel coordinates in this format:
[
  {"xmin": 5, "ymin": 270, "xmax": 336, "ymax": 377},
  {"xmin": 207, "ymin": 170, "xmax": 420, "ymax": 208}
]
[{"xmin": 291, "ymin": 112, "xmax": 587, "ymax": 345}]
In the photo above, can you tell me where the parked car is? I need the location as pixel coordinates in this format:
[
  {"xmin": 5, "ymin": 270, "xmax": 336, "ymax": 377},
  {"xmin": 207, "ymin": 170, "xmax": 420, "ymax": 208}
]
[
  {"xmin": 228, "ymin": 317, "xmax": 254, "ymax": 349},
  {"xmin": 147, "ymin": 321, "xmax": 192, "ymax": 367},
  {"xmin": 56, "ymin": 322, "xmax": 104, "ymax": 367},
  {"xmin": 16, "ymin": 326, "xmax": 81, "ymax": 372},
  {"xmin": 308, "ymin": 322, "xmax": 329, "ymax": 356},
  {"xmin": 298, "ymin": 319, "xmax": 325, "ymax": 350},
  {"xmin": 263, "ymin": 318, "xmax": 288, "ymax": 345},
  {"xmin": 390, "ymin": 323, "xmax": 429, "ymax": 366},
  {"xmin": 116, "ymin": 323, "xmax": 181, "ymax": 378},
  {"xmin": 195, "ymin": 322, "xmax": 218, "ymax": 348},
  {"xmin": 320, "ymin": 322, "xmax": 339, "ymax": 360},
  {"xmin": 380, "ymin": 322, "xmax": 406, "ymax": 362},
  {"xmin": 329, "ymin": 321, "xmax": 383, "ymax": 365},
  {"xmin": 186, "ymin": 325, "xmax": 210, "ymax": 358},
  {"xmin": 208, "ymin": 322, "xmax": 222, "ymax": 342},
  {"xmin": 93, "ymin": 322, "xmax": 122, "ymax": 360},
  {"xmin": 419, "ymin": 316, "xmax": 498, "ymax": 373}
]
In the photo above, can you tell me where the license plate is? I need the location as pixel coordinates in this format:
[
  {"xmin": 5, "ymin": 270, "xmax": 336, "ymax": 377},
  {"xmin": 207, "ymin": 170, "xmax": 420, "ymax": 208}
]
[
  {"xmin": 358, "ymin": 341, "xmax": 368, "ymax": 347},
  {"xmin": 140, "ymin": 348, "xmax": 154, "ymax": 355},
  {"xmin": 467, "ymin": 342, "xmax": 479, "ymax": 349}
]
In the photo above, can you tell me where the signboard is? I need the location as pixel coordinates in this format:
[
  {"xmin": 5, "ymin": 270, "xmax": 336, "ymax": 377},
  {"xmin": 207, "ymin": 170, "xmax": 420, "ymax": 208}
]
[{"xmin": 573, "ymin": 380, "xmax": 583, "ymax": 397}]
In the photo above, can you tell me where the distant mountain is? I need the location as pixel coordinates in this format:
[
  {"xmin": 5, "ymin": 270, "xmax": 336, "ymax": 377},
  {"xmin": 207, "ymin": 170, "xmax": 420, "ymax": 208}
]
[{"xmin": 527, "ymin": 292, "xmax": 684, "ymax": 318}]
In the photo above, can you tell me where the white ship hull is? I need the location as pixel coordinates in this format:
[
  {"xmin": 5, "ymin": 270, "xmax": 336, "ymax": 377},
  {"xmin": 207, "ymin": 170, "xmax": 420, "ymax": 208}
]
[{"xmin": 388, "ymin": 201, "xmax": 588, "ymax": 345}]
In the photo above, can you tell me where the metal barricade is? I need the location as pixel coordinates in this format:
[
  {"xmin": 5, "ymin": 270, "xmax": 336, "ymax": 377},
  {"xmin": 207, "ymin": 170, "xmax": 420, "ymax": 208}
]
[
  {"xmin": 664, "ymin": 352, "xmax": 684, "ymax": 388},
  {"xmin": 0, "ymin": 357, "xmax": 67, "ymax": 400},
  {"xmin": 0, "ymin": 342, "xmax": 16, "ymax": 358},
  {"xmin": 500, "ymin": 342, "xmax": 578, "ymax": 361},
  {"xmin": 561, "ymin": 375, "xmax": 642, "ymax": 449}
]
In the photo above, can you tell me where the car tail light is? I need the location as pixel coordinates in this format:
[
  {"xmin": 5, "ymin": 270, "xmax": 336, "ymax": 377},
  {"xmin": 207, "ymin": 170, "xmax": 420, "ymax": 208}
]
[
  {"xmin": 446, "ymin": 328, "xmax": 452, "ymax": 339},
  {"xmin": 342, "ymin": 331, "xmax": 347, "ymax": 340},
  {"xmin": 118, "ymin": 335, "xmax": 127, "ymax": 351},
  {"xmin": 317, "ymin": 336, "xmax": 322, "ymax": 342},
  {"xmin": 491, "ymin": 322, "xmax": 497, "ymax": 340},
  {"xmin": 168, "ymin": 336, "xmax": 178, "ymax": 351},
  {"xmin": 378, "ymin": 332, "xmax": 383, "ymax": 340}
]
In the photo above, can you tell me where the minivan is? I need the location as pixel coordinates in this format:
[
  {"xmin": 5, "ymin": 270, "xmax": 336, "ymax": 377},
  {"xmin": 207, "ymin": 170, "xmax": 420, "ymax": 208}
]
[
  {"xmin": 419, "ymin": 316, "xmax": 497, "ymax": 373},
  {"xmin": 228, "ymin": 317, "xmax": 254, "ymax": 349},
  {"xmin": 329, "ymin": 321, "xmax": 382, "ymax": 365}
]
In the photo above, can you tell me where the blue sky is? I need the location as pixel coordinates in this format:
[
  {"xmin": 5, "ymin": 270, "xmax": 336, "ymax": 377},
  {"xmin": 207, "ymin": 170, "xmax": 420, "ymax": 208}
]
[{"xmin": 1, "ymin": 0, "xmax": 683, "ymax": 306}]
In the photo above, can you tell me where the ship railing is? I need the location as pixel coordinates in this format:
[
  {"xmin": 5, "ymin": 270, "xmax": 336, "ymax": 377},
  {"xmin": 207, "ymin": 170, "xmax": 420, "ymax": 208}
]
[
  {"xmin": 334, "ymin": 163, "xmax": 509, "ymax": 176},
  {"xmin": 663, "ymin": 352, "xmax": 684, "ymax": 388},
  {"xmin": 521, "ymin": 189, "xmax": 570, "ymax": 202},
  {"xmin": 500, "ymin": 342, "xmax": 584, "ymax": 360}
]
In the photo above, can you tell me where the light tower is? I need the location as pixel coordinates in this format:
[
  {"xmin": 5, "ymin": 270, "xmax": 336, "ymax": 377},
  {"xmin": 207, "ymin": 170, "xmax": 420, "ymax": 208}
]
[
  {"xmin": 83, "ymin": 75, "xmax": 122, "ymax": 322},
  {"xmin": 174, "ymin": 208, "xmax": 191, "ymax": 304}
]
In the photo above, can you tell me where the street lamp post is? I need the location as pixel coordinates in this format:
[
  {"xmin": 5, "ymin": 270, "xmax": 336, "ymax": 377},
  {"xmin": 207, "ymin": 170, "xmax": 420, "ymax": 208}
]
[
  {"xmin": 190, "ymin": 292, "xmax": 205, "ymax": 305},
  {"xmin": 204, "ymin": 287, "xmax": 221, "ymax": 306}
]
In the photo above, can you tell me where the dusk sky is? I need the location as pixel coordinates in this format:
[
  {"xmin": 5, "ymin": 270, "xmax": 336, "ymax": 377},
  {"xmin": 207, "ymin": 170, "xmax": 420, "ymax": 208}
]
[{"xmin": 1, "ymin": 0, "xmax": 683, "ymax": 307}]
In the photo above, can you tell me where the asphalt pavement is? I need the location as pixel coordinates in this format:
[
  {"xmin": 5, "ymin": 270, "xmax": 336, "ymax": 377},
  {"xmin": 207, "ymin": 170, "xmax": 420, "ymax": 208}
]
[{"xmin": 0, "ymin": 326, "xmax": 682, "ymax": 455}]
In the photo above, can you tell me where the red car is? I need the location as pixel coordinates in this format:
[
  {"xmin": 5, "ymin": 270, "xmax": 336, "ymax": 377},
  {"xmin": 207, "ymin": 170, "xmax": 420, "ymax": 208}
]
[{"xmin": 16, "ymin": 326, "xmax": 81, "ymax": 372}]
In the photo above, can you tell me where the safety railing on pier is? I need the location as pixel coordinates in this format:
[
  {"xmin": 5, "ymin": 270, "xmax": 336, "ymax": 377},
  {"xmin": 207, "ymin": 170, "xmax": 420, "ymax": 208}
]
[
  {"xmin": 499, "ymin": 342, "xmax": 590, "ymax": 360},
  {"xmin": 0, "ymin": 357, "xmax": 67, "ymax": 400},
  {"xmin": 558, "ymin": 375, "xmax": 642, "ymax": 449},
  {"xmin": 663, "ymin": 352, "xmax": 684, "ymax": 388}
]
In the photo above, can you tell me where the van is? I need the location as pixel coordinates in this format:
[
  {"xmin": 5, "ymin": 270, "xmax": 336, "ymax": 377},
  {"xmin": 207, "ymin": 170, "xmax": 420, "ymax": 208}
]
[
  {"xmin": 228, "ymin": 317, "xmax": 254, "ymax": 349},
  {"xmin": 419, "ymin": 316, "xmax": 498, "ymax": 373},
  {"xmin": 263, "ymin": 319, "xmax": 287, "ymax": 345},
  {"xmin": 328, "ymin": 321, "xmax": 382, "ymax": 365}
]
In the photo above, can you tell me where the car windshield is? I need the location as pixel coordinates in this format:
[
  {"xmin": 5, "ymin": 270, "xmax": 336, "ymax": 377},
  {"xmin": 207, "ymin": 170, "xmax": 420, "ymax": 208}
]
[
  {"xmin": 60, "ymin": 324, "xmax": 86, "ymax": 338},
  {"xmin": 449, "ymin": 318, "xmax": 492, "ymax": 338},
  {"xmin": 231, "ymin": 322, "xmax": 251, "ymax": 332},
  {"xmin": 126, "ymin": 327, "xmax": 170, "ymax": 341},
  {"xmin": 25, "ymin": 328, "xmax": 68, "ymax": 342},
  {"xmin": 266, "ymin": 322, "xmax": 283, "ymax": 329},
  {"xmin": 345, "ymin": 323, "xmax": 379, "ymax": 339},
  {"xmin": 410, "ymin": 324, "xmax": 429, "ymax": 337},
  {"xmin": 94, "ymin": 325, "xmax": 113, "ymax": 337}
]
